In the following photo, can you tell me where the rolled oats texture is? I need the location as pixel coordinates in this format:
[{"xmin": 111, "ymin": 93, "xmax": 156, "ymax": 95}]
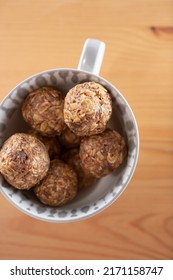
[
  {"xmin": 64, "ymin": 82, "xmax": 112, "ymax": 136},
  {"xmin": 0, "ymin": 133, "xmax": 50, "ymax": 189},
  {"xmin": 29, "ymin": 130, "xmax": 61, "ymax": 159},
  {"xmin": 80, "ymin": 129, "xmax": 127, "ymax": 178},
  {"xmin": 62, "ymin": 148, "xmax": 97, "ymax": 189},
  {"xmin": 59, "ymin": 125, "xmax": 81, "ymax": 148},
  {"xmin": 22, "ymin": 86, "xmax": 66, "ymax": 137},
  {"xmin": 34, "ymin": 159, "xmax": 78, "ymax": 206}
]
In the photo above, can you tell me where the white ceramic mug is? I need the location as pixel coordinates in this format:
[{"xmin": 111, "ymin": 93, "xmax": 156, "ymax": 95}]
[{"xmin": 0, "ymin": 38, "xmax": 139, "ymax": 222}]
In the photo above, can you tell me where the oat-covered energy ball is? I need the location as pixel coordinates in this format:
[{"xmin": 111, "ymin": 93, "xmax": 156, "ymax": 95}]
[
  {"xmin": 64, "ymin": 82, "xmax": 112, "ymax": 136},
  {"xmin": 29, "ymin": 130, "xmax": 61, "ymax": 159},
  {"xmin": 34, "ymin": 159, "xmax": 78, "ymax": 206},
  {"xmin": 80, "ymin": 129, "xmax": 127, "ymax": 178},
  {"xmin": 59, "ymin": 125, "xmax": 81, "ymax": 148},
  {"xmin": 0, "ymin": 133, "xmax": 50, "ymax": 189},
  {"xmin": 22, "ymin": 86, "xmax": 66, "ymax": 136},
  {"xmin": 62, "ymin": 148, "xmax": 96, "ymax": 189}
]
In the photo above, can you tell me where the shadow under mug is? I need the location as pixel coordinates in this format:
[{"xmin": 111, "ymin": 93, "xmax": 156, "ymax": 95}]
[{"xmin": 0, "ymin": 38, "xmax": 139, "ymax": 222}]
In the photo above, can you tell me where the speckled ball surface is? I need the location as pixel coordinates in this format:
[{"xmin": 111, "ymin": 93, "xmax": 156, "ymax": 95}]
[
  {"xmin": 64, "ymin": 82, "xmax": 112, "ymax": 136},
  {"xmin": 59, "ymin": 126, "xmax": 81, "ymax": 148},
  {"xmin": 29, "ymin": 130, "xmax": 61, "ymax": 159},
  {"xmin": 34, "ymin": 159, "xmax": 78, "ymax": 206},
  {"xmin": 62, "ymin": 148, "xmax": 97, "ymax": 189},
  {"xmin": 0, "ymin": 133, "xmax": 50, "ymax": 189},
  {"xmin": 22, "ymin": 86, "xmax": 66, "ymax": 136},
  {"xmin": 80, "ymin": 129, "xmax": 127, "ymax": 178}
]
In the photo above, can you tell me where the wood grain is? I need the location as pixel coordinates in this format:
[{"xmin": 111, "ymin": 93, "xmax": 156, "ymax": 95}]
[{"xmin": 0, "ymin": 0, "xmax": 173, "ymax": 260}]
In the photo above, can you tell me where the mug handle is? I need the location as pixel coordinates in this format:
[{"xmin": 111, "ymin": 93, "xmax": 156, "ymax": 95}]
[{"xmin": 77, "ymin": 38, "xmax": 105, "ymax": 75}]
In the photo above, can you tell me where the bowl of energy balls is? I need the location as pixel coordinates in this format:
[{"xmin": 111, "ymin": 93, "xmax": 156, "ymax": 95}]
[{"xmin": 0, "ymin": 68, "xmax": 139, "ymax": 222}]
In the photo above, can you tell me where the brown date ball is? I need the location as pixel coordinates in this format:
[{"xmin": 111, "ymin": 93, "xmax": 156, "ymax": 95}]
[
  {"xmin": 0, "ymin": 133, "xmax": 50, "ymax": 190},
  {"xmin": 80, "ymin": 129, "xmax": 127, "ymax": 178},
  {"xmin": 59, "ymin": 125, "xmax": 81, "ymax": 149},
  {"xmin": 62, "ymin": 148, "xmax": 97, "ymax": 190},
  {"xmin": 64, "ymin": 82, "xmax": 112, "ymax": 136},
  {"xmin": 29, "ymin": 130, "xmax": 61, "ymax": 159},
  {"xmin": 34, "ymin": 159, "xmax": 78, "ymax": 206},
  {"xmin": 22, "ymin": 86, "xmax": 66, "ymax": 137}
]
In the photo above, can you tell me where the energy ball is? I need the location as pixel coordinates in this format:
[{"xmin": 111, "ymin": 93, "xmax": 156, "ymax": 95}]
[
  {"xmin": 80, "ymin": 129, "xmax": 127, "ymax": 178},
  {"xmin": 0, "ymin": 133, "xmax": 50, "ymax": 190},
  {"xmin": 34, "ymin": 159, "xmax": 78, "ymax": 206},
  {"xmin": 29, "ymin": 130, "xmax": 61, "ymax": 159},
  {"xmin": 22, "ymin": 86, "xmax": 66, "ymax": 136},
  {"xmin": 64, "ymin": 82, "xmax": 112, "ymax": 136},
  {"xmin": 62, "ymin": 148, "xmax": 96, "ymax": 189},
  {"xmin": 59, "ymin": 125, "xmax": 81, "ymax": 149}
]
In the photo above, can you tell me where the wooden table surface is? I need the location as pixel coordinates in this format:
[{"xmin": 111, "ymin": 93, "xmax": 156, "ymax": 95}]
[{"xmin": 0, "ymin": 0, "xmax": 173, "ymax": 260}]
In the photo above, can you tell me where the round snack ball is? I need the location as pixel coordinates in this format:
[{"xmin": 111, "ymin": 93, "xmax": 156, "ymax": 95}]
[
  {"xmin": 29, "ymin": 130, "xmax": 61, "ymax": 159},
  {"xmin": 64, "ymin": 82, "xmax": 112, "ymax": 136},
  {"xmin": 22, "ymin": 86, "xmax": 66, "ymax": 136},
  {"xmin": 34, "ymin": 159, "xmax": 78, "ymax": 206},
  {"xmin": 80, "ymin": 129, "xmax": 127, "ymax": 178},
  {"xmin": 0, "ymin": 133, "xmax": 50, "ymax": 190},
  {"xmin": 59, "ymin": 125, "xmax": 81, "ymax": 149},
  {"xmin": 62, "ymin": 148, "xmax": 97, "ymax": 189}
]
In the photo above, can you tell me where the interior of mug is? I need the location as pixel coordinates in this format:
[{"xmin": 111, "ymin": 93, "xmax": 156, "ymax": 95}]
[{"xmin": 0, "ymin": 69, "xmax": 139, "ymax": 222}]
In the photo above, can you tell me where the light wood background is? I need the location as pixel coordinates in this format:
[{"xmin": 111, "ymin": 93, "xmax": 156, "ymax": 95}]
[{"xmin": 0, "ymin": 0, "xmax": 173, "ymax": 260}]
